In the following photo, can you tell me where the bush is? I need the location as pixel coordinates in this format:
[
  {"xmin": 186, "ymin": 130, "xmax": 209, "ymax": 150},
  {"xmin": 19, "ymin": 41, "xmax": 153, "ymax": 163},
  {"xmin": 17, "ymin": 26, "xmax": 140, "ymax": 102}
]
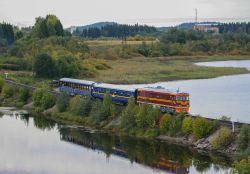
[
  {"xmin": 193, "ymin": 117, "xmax": 214, "ymax": 139},
  {"xmin": 121, "ymin": 97, "xmax": 138, "ymax": 129},
  {"xmin": 182, "ymin": 117, "xmax": 193, "ymax": 134},
  {"xmin": 90, "ymin": 100, "xmax": 103, "ymax": 123},
  {"xmin": 2, "ymin": 85, "xmax": 14, "ymax": 98},
  {"xmin": 0, "ymin": 78, "xmax": 4, "ymax": 93},
  {"xmin": 69, "ymin": 96, "xmax": 86, "ymax": 116},
  {"xmin": 40, "ymin": 93, "xmax": 56, "ymax": 110},
  {"xmin": 232, "ymin": 156, "xmax": 250, "ymax": 174},
  {"xmin": 56, "ymin": 92, "xmax": 70, "ymax": 112},
  {"xmin": 237, "ymin": 125, "xmax": 250, "ymax": 151},
  {"xmin": 32, "ymin": 88, "xmax": 45, "ymax": 107},
  {"xmin": 19, "ymin": 88, "xmax": 30, "ymax": 103},
  {"xmin": 33, "ymin": 53, "xmax": 55, "ymax": 78},
  {"xmin": 136, "ymin": 104, "xmax": 158, "ymax": 129},
  {"xmin": 169, "ymin": 112, "xmax": 185, "ymax": 136},
  {"xmin": 211, "ymin": 127, "xmax": 233, "ymax": 149},
  {"xmin": 98, "ymin": 94, "xmax": 113, "ymax": 121},
  {"xmin": 160, "ymin": 114, "xmax": 173, "ymax": 132},
  {"xmin": 32, "ymin": 88, "xmax": 55, "ymax": 110}
]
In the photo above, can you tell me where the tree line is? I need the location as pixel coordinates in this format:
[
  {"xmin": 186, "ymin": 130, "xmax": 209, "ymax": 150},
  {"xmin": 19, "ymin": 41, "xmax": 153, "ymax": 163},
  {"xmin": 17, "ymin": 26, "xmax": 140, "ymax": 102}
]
[
  {"xmin": 74, "ymin": 23, "xmax": 157, "ymax": 40},
  {"xmin": 0, "ymin": 23, "xmax": 15, "ymax": 46},
  {"xmin": 217, "ymin": 22, "xmax": 250, "ymax": 34}
]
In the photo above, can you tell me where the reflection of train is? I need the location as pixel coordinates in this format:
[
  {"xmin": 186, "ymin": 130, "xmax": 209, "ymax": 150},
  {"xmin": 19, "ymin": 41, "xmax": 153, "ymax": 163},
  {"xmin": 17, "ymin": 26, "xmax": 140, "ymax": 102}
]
[
  {"xmin": 156, "ymin": 158, "xmax": 189, "ymax": 174},
  {"xmin": 60, "ymin": 129, "xmax": 189, "ymax": 174},
  {"xmin": 58, "ymin": 78, "xmax": 190, "ymax": 114}
]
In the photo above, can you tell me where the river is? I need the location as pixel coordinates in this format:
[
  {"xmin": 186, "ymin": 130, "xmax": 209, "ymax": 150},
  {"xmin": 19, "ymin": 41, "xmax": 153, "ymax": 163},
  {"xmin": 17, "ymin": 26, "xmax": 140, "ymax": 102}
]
[
  {"xmin": 119, "ymin": 60, "xmax": 250, "ymax": 123},
  {"xmin": 0, "ymin": 111, "xmax": 231, "ymax": 174}
]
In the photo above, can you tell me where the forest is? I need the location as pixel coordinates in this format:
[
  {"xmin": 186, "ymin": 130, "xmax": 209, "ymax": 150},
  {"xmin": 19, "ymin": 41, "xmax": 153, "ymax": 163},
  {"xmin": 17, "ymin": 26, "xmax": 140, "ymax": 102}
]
[
  {"xmin": 0, "ymin": 15, "xmax": 250, "ymax": 81},
  {"xmin": 73, "ymin": 23, "xmax": 157, "ymax": 39}
]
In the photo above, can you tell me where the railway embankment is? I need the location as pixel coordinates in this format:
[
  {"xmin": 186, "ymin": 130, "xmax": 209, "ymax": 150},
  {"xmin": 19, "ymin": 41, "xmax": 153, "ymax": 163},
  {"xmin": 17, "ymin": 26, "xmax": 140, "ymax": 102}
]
[{"xmin": 1, "ymin": 78, "xmax": 250, "ymax": 160}]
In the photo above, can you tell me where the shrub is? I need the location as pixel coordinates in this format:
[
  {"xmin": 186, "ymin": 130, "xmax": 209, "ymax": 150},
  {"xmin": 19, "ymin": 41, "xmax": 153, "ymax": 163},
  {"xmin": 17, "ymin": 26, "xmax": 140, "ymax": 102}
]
[
  {"xmin": 69, "ymin": 96, "xmax": 85, "ymax": 116},
  {"xmin": 19, "ymin": 88, "xmax": 30, "ymax": 103},
  {"xmin": 56, "ymin": 92, "xmax": 70, "ymax": 112},
  {"xmin": 160, "ymin": 114, "xmax": 173, "ymax": 132},
  {"xmin": 40, "ymin": 93, "xmax": 56, "ymax": 110},
  {"xmin": 0, "ymin": 77, "xmax": 4, "ymax": 92},
  {"xmin": 32, "ymin": 88, "xmax": 45, "ymax": 107},
  {"xmin": 32, "ymin": 88, "xmax": 55, "ymax": 110},
  {"xmin": 169, "ymin": 112, "xmax": 185, "ymax": 136},
  {"xmin": 2, "ymin": 85, "xmax": 14, "ymax": 98},
  {"xmin": 193, "ymin": 117, "xmax": 214, "ymax": 139},
  {"xmin": 136, "ymin": 104, "xmax": 157, "ymax": 129},
  {"xmin": 121, "ymin": 97, "xmax": 138, "ymax": 129},
  {"xmin": 98, "ymin": 94, "xmax": 113, "ymax": 121},
  {"xmin": 90, "ymin": 100, "xmax": 103, "ymax": 123},
  {"xmin": 211, "ymin": 127, "xmax": 233, "ymax": 149},
  {"xmin": 237, "ymin": 124, "xmax": 250, "ymax": 151},
  {"xmin": 232, "ymin": 156, "xmax": 250, "ymax": 174},
  {"xmin": 182, "ymin": 117, "xmax": 193, "ymax": 134}
]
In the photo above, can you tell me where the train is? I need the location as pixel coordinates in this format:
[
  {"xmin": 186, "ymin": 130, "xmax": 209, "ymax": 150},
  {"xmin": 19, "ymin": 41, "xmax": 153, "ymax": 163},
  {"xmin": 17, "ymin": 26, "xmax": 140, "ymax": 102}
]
[{"xmin": 58, "ymin": 78, "xmax": 190, "ymax": 114}]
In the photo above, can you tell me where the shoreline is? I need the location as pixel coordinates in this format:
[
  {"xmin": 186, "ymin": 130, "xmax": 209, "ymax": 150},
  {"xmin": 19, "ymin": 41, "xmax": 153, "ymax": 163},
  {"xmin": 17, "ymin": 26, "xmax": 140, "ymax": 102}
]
[{"xmin": 23, "ymin": 106, "xmax": 238, "ymax": 160}]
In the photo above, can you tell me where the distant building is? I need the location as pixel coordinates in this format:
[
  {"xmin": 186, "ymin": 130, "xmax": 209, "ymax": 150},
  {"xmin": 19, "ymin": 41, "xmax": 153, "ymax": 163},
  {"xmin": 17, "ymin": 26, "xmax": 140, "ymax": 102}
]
[
  {"xmin": 69, "ymin": 26, "xmax": 77, "ymax": 34},
  {"xmin": 193, "ymin": 24, "xmax": 219, "ymax": 34}
]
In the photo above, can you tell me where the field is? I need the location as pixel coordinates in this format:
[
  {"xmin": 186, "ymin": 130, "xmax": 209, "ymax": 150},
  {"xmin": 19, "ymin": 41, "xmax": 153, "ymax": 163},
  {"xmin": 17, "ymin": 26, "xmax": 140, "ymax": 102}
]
[
  {"xmin": 86, "ymin": 40, "xmax": 157, "ymax": 47},
  {"xmin": 87, "ymin": 56, "xmax": 250, "ymax": 84}
]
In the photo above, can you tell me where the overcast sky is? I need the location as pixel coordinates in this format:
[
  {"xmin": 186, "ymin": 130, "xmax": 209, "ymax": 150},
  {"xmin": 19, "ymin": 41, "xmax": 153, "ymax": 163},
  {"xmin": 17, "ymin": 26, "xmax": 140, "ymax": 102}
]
[{"xmin": 0, "ymin": 0, "xmax": 250, "ymax": 27}]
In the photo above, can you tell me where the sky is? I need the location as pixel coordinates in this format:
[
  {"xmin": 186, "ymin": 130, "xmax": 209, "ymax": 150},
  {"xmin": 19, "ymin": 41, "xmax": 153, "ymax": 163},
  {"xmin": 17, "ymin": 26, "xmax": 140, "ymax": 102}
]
[{"xmin": 0, "ymin": 0, "xmax": 250, "ymax": 27}]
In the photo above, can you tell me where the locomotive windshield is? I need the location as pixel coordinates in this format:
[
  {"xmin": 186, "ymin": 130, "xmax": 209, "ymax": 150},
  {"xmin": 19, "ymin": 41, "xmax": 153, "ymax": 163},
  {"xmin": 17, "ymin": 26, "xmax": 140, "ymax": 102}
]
[{"xmin": 176, "ymin": 95, "xmax": 189, "ymax": 101}]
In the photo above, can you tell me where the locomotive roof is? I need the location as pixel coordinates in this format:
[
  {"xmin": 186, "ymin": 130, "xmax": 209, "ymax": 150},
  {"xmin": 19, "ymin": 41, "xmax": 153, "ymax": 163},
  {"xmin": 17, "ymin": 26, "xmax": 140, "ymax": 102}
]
[
  {"xmin": 93, "ymin": 83, "xmax": 136, "ymax": 92},
  {"xmin": 60, "ymin": 78, "xmax": 95, "ymax": 86},
  {"xmin": 138, "ymin": 88, "xmax": 188, "ymax": 95}
]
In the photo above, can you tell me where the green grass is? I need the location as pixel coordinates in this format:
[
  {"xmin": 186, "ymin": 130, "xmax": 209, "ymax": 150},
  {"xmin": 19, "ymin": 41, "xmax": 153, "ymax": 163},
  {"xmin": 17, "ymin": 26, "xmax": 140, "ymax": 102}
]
[
  {"xmin": 3, "ymin": 55, "xmax": 250, "ymax": 85},
  {"xmin": 87, "ymin": 56, "xmax": 250, "ymax": 84}
]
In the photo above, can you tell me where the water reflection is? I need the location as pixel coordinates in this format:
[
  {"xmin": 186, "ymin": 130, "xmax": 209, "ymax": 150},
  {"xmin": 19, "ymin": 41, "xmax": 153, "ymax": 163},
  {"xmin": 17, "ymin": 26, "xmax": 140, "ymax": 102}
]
[
  {"xmin": 0, "ymin": 114, "xmax": 231, "ymax": 174},
  {"xmin": 59, "ymin": 126, "xmax": 231, "ymax": 174}
]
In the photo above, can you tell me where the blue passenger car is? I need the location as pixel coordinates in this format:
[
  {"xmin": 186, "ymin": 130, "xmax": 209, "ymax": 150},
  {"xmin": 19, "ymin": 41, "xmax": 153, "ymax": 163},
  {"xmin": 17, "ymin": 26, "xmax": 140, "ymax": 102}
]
[
  {"xmin": 59, "ymin": 78, "xmax": 95, "ymax": 96},
  {"xmin": 92, "ymin": 83, "xmax": 136, "ymax": 103}
]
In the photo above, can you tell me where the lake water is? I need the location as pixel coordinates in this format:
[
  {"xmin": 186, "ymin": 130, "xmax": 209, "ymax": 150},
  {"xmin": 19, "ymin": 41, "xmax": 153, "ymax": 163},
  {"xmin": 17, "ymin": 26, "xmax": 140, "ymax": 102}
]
[
  {"xmin": 0, "ymin": 112, "xmax": 231, "ymax": 174},
  {"xmin": 119, "ymin": 60, "xmax": 250, "ymax": 123}
]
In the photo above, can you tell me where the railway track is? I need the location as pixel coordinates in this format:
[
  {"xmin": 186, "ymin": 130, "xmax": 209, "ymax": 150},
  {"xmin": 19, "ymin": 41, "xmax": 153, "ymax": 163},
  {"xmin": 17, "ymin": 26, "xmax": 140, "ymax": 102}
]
[
  {"xmin": 4, "ymin": 79, "xmax": 60, "ymax": 96},
  {"xmin": 4, "ymin": 79, "xmax": 249, "ymax": 130}
]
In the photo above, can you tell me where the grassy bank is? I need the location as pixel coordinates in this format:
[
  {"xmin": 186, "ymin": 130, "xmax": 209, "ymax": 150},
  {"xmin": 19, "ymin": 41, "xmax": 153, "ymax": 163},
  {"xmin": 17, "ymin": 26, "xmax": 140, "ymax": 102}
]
[{"xmin": 88, "ymin": 56, "xmax": 250, "ymax": 84}]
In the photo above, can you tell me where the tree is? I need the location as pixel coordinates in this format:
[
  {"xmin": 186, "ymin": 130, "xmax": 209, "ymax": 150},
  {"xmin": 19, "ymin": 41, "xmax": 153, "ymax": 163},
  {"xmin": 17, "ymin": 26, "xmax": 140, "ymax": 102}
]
[
  {"xmin": 237, "ymin": 124, "xmax": 250, "ymax": 151},
  {"xmin": 0, "ymin": 78, "xmax": 5, "ymax": 93},
  {"xmin": 31, "ymin": 15, "xmax": 64, "ymax": 38},
  {"xmin": 211, "ymin": 127, "xmax": 232, "ymax": 149},
  {"xmin": 32, "ymin": 88, "xmax": 56, "ymax": 110},
  {"xmin": 32, "ymin": 17, "xmax": 49, "ymax": 38},
  {"xmin": 46, "ymin": 15, "xmax": 64, "ymax": 36},
  {"xmin": 160, "ymin": 114, "xmax": 172, "ymax": 132},
  {"xmin": 0, "ymin": 23, "xmax": 15, "ymax": 45},
  {"xmin": 99, "ymin": 94, "xmax": 113, "ymax": 121},
  {"xmin": 19, "ymin": 88, "xmax": 30, "ymax": 103},
  {"xmin": 121, "ymin": 97, "xmax": 138, "ymax": 129},
  {"xmin": 56, "ymin": 92, "xmax": 70, "ymax": 112},
  {"xmin": 182, "ymin": 117, "xmax": 193, "ymax": 134},
  {"xmin": 55, "ymin": 55, "xmax": 79, "ymax": 77},
  {"xmin": 193, "ymin": 117, "xmax": 214, "ymax": 139},
  {"xmin": 33, "ymin": 53, "xmax": 55, "ymax": 78}
]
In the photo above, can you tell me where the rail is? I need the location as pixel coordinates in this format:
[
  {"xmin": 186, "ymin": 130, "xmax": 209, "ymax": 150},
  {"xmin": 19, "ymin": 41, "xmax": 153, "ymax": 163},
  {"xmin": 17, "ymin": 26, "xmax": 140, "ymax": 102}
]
[
  {"xmin": 4, "ymin": 79, "xmax": 249, "ymax": 130},
  {"xmin": 4, "ymin": 79, "xmax": 60, "ymax": 96}
]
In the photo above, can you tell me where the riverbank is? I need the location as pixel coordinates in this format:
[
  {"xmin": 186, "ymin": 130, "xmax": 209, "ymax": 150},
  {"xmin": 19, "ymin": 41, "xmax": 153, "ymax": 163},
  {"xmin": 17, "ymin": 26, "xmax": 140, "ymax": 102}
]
[
  {"xmin": 22, "ymin": 102, "xmax": 239, "ymax": 159},
  {"xmin": 3, "ymin": 55, "xmax": 250, "ymax": 85},
  {"xmin": 87, "ymin": 56, "xmax": 250, "ymax": 84}
]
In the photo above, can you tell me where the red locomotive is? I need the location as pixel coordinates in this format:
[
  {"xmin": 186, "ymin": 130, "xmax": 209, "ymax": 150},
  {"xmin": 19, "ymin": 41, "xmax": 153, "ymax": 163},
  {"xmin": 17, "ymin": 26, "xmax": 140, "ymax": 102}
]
[{"xmin": 136, "ymin": 88, "xmax": 190, "ymax": 114}]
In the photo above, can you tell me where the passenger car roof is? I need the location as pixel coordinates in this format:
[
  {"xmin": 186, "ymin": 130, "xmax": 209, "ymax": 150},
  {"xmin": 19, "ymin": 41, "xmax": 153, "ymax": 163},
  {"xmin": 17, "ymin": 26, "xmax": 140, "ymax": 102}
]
[
  {"xmin": 93, "ymin": 83, "xmax": 136, "ymax": 92},
  {"xmin": 60, "ymin": 78, "xmax": 95, "ymax": 86}
]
